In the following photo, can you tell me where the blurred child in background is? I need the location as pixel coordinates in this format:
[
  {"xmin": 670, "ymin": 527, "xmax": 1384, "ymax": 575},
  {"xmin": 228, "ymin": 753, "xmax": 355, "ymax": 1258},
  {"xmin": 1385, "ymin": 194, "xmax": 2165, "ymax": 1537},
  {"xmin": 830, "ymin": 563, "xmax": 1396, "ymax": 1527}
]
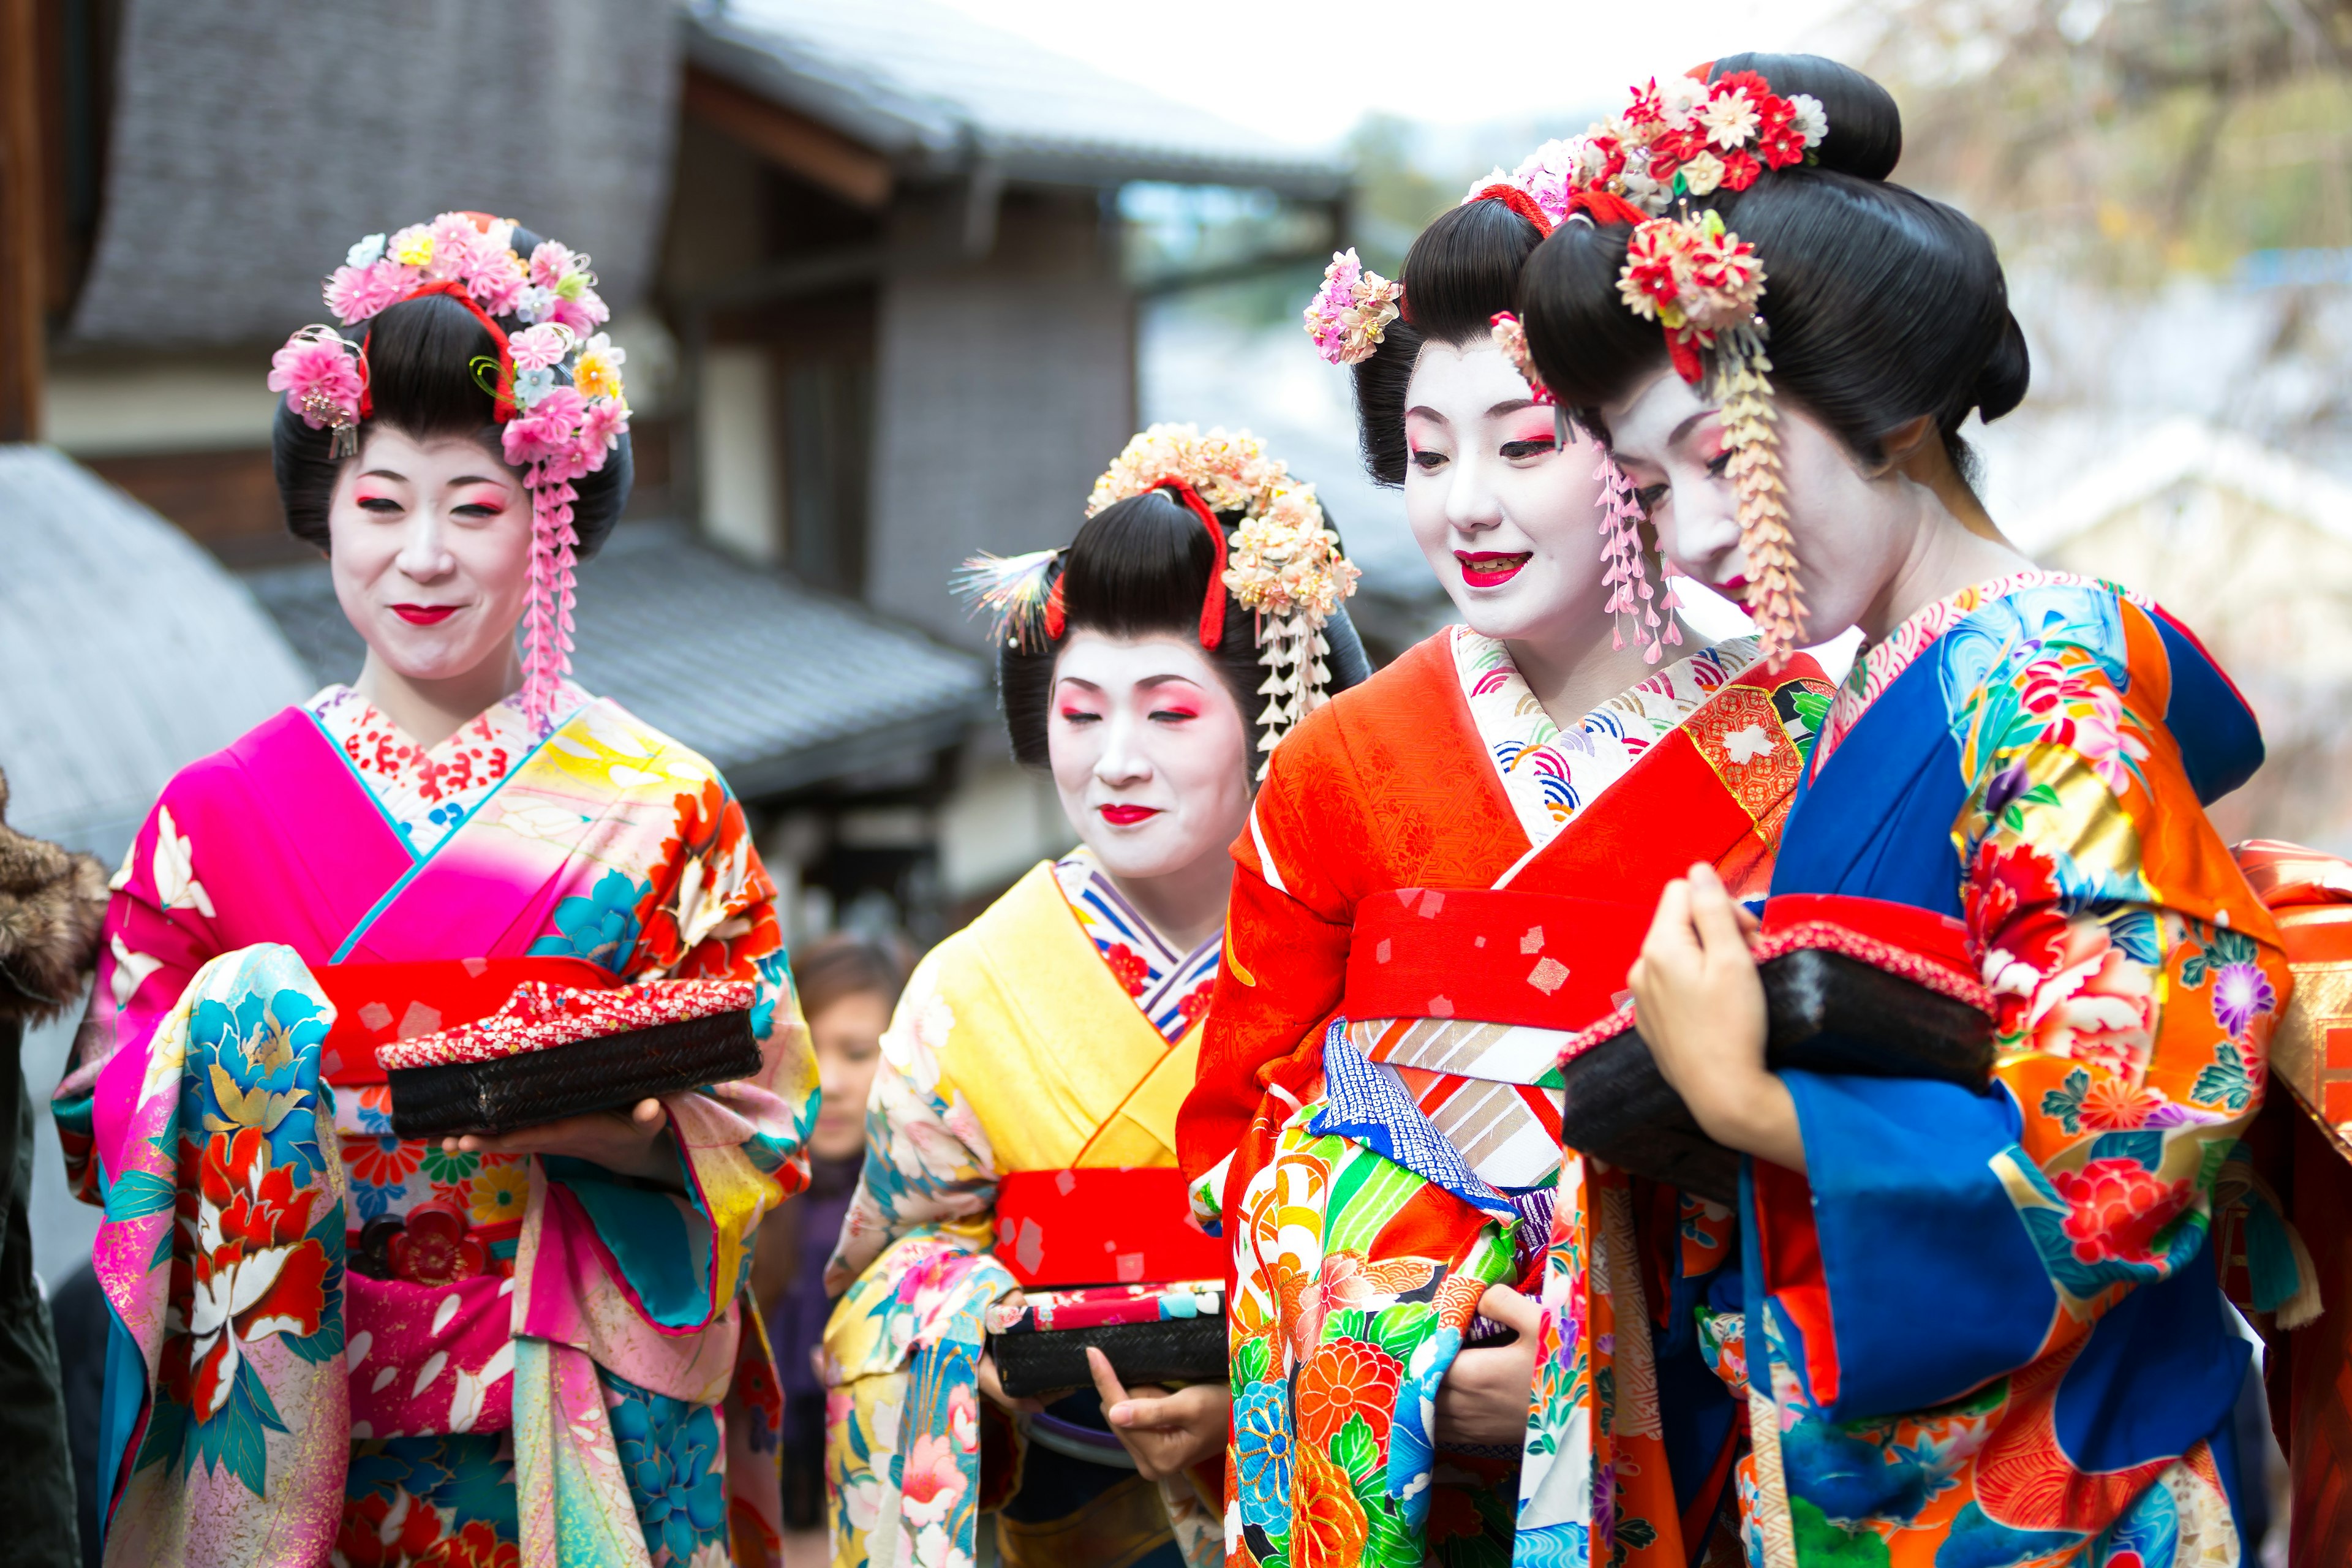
[{"xmin": 754, "ymin": 932, "xmax": 911, "ymax": 1530}]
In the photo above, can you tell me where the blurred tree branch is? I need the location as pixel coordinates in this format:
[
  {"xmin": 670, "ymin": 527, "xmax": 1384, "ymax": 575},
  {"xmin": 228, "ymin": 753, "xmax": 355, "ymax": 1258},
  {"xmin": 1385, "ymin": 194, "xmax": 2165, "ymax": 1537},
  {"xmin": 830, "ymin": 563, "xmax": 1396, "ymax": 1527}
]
[{"xmin": 1860, "ymin": 0, "xmax": 2352, "ymax": 277}]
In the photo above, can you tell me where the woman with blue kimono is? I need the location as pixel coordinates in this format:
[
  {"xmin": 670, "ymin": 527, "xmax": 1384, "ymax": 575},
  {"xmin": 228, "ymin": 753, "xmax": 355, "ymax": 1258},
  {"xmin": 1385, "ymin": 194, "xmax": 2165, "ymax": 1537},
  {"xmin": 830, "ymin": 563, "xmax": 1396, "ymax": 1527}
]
[{"xmin": 1515, "ymin": 54, "xmax": 2286, "ymax": 1567}]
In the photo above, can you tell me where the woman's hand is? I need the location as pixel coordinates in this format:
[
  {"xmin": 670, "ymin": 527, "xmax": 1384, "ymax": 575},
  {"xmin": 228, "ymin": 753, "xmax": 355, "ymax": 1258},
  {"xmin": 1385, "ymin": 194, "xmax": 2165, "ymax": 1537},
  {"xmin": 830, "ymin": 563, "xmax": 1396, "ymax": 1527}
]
[
  {"xmin": 1087, "ymin": 1348, "xmax": 1231, "ymax": 1480},
  {"xmin": 1433, "ymin": 1285, "xmax": 1543, "ymax": 1446},
  {"xmin": 440, "ymin": 1098, "xmax": 680, "ymax": 1185},
  {"xmin": 975, "ymin": 1288, "xmax": 1046, "ymax": 1415},
  {"xmin": 1627, "ymin": 862, "xmax": 1805, "ymax": 1172}
]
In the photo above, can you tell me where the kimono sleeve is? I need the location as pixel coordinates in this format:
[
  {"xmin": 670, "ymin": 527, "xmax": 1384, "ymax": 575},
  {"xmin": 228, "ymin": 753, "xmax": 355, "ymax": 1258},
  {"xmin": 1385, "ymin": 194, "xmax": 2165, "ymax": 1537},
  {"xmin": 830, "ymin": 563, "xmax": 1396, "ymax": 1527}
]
[
  {"xmin": 1176, "ymin": 723, "xmax": 1365, "ymax": 1201},
  {"xmin": 1764, "ymin": 595, "xmax": 2286, "ymax": 1421},
  {"xmin": 546, "ymin": 769, "xmax": 816, "ymax": 1331},
  {"xmin": 53, "ymin": 793, "xmax": 226, "ymax": 1204},
  {"xmin": 821, "ymin": 946, "xmax": 997, "ymax": 1299}
]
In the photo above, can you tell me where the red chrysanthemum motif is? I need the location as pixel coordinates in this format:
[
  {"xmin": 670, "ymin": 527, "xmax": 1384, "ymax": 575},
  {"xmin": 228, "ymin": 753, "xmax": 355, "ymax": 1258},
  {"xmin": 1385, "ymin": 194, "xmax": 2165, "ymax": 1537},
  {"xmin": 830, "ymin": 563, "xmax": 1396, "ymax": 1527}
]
[
  {"xmin": 1177, "ymin": 983, "xmax": 1213, "ymax": 1024},
  {"xmin": 2051, "ymin": 1157, "xmax": 2195, "ymax": 1266},
  {"xmin": 1621, "ymin": 228, "xmax": 1686, "ymax": 312},
  {"xmin": 388, "ymin": 1199, "xmax": 488, "ymax": 1286},
  {"xmin": 2081, "ymin": 1077, "xmax": 2165, "ymax": 1132},
  {"xmin": 1647, "ymin": 123, "xmax": 1706, "ymax": 181},
  {"xmin": 1292, "ymin": 1443, "xmax": 1371, "ymax": 1568},
  {"xmin": 1104, "ymin": 943, "xmax": 1149, "ymax": 997},
  {"xmin": 1711, "ymin": 69, "xmax": 1775, "ymax": 104},
  {"xmin": 1622, "ymin": 80, "xmax": 1668, "ymax": 130},
  {"xmin": 1755, "ymin": 98, "xmax": 1806, "ymax": 168},
  {"xmin": 1717, "ymin": 148, "xmax": 1763, "ymax": 192},
  {"xmin": 1296, "ymin": 1337, "xmax": 1404, "ymax": 1445}
]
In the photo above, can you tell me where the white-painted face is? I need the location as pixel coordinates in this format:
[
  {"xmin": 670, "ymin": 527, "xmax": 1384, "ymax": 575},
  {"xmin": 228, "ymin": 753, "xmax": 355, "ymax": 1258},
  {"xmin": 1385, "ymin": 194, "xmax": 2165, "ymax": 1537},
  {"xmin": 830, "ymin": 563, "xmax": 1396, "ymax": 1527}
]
[
  {"xmin": 1403, "ymin": 337, "xmax": 1613, "ymax": 645},
  {"xmin": 326, "ymin": 426, "xmax": 534, "ymax": 684},
  {"xmin": 1046, "ymin": 630, "xmax": 1252, "ymax": 884},
  {"xmin": 1600, "ymin": 367, "xmax": 1911, "ymax": 643}
]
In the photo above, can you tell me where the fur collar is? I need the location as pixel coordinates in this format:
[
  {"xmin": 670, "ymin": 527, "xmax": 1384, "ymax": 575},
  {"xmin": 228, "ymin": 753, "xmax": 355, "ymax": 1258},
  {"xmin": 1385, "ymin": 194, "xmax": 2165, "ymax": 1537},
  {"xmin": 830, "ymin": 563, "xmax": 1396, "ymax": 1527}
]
[{"xmin": 0, "ymin": 767, "xmax": 108, "ymax": 1023}]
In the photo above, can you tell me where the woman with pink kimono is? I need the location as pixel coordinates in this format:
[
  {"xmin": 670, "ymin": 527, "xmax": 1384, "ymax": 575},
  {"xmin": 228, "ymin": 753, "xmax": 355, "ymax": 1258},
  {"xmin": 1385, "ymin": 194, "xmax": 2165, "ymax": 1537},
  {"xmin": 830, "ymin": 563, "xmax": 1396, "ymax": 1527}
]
[{"xmin": 50, "ymin": 213, "xmax": 817, "ymax": 1568}]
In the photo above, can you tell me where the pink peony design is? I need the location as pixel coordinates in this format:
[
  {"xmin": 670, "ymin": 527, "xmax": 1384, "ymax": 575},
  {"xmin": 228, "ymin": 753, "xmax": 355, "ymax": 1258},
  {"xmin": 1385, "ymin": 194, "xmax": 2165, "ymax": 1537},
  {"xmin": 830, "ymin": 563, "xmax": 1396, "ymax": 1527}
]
[
  {"xmin": 899, "ymin": 1431, "xmax": 968, "ymax": 1527},
  {"xmin": 2051, "ymin": 1157, "xmax": 2194, "ymax": 1267}
]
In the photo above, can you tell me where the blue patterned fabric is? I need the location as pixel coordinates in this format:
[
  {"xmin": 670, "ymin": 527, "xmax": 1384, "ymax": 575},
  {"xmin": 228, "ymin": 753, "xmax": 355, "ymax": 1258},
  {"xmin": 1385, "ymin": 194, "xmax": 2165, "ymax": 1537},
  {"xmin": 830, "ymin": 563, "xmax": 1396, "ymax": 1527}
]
[{"xmin": 1309, "ymin": 1023, "xmax": 1517, "ymax": 1221}]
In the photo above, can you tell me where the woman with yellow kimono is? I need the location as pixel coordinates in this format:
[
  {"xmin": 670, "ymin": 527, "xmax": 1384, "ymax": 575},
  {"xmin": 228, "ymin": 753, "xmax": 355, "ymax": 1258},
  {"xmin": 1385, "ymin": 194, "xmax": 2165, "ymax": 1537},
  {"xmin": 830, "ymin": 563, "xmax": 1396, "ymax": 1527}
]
[
  {"xmin": 821, "ymin": 427, "xmax": 1371, "ymax": 1568},
  {"xmin": 1178, "ymin": 159, "xmax": 1832, "ymax": 1568}
]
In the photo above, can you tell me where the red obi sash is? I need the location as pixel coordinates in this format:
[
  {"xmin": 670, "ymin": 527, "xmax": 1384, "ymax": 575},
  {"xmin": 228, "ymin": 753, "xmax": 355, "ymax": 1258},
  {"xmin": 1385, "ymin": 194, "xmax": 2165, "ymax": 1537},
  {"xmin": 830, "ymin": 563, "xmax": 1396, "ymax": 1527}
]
[
  {"xmin": 995, "ymin": 1167, "xmax": 1226, "ymax": 1287},
  {"xmin": 312, "ymin": 956, "xmax": 614, "ymax": 1084},
  {"xmin": 1338, "ymin": 658, "xmax": 1827, "ymax": 1035}
]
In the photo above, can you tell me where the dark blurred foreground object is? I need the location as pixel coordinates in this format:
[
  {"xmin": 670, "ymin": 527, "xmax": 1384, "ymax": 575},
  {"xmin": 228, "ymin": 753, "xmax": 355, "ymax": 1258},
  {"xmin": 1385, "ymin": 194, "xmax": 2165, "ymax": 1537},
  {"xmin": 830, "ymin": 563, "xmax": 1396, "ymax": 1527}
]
[{"xmin": 0, "ymin": 765, "xmax": 110, "ymax": 1568}]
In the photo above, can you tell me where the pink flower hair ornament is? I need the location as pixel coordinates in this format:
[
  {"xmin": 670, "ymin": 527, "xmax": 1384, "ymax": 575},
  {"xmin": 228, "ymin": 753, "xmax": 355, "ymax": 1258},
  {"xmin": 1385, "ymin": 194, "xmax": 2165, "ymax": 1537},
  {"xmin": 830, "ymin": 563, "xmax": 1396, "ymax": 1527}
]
[
  {"xmin": 270, "ymin": 211, "xmax": 629, "ymax": 736},
  {"xmin": 1304, "ymin": 248, "xmax": 1404, "ymax": 366}
]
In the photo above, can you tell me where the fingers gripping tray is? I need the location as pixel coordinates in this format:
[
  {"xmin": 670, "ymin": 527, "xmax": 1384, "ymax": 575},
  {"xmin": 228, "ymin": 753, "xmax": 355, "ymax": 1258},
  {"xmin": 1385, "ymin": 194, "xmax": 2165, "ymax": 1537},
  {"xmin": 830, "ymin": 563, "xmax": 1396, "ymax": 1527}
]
[
  {"xmin": 1558, "ymin": 894, "xmax": 1997, "ymax": 1204},
  {"xmin": 986, "ymin": 1283, "xmax": 1228, "ymax": 1399}
]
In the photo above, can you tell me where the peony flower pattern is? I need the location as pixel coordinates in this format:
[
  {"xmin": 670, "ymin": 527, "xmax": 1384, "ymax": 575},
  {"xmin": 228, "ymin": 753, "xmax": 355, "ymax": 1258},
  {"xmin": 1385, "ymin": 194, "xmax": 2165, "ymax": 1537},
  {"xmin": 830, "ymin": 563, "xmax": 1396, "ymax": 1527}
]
[{"xmin": 164, "ymin": 1126, "xmax": 333, "ymax": 1423}]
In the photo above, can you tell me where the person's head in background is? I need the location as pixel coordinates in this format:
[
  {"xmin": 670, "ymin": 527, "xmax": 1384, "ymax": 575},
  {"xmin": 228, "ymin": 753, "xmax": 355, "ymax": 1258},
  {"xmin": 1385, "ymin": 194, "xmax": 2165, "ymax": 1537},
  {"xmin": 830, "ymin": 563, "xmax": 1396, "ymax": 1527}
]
[{"xmin": 791, "ymin": 932, "xmax": 913, "ymax": 1163}]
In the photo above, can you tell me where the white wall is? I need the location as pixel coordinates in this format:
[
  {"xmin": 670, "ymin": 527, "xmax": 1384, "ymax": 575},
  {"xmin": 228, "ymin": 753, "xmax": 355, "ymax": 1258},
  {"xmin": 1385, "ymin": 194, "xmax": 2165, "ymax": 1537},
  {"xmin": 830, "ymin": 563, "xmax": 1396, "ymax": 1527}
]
[{"xmin": 699, "ymin": 345, "xmax": 783, "ymax": 566}]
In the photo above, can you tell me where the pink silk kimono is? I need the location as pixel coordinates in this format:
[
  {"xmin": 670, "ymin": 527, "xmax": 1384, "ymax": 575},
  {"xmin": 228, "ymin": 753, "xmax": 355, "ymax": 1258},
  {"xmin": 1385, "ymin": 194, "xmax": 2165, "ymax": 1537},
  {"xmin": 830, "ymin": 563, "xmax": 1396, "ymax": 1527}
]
[{"xmin": 51, "ymin": 689, "xmax": 817, "ymax": 1568}]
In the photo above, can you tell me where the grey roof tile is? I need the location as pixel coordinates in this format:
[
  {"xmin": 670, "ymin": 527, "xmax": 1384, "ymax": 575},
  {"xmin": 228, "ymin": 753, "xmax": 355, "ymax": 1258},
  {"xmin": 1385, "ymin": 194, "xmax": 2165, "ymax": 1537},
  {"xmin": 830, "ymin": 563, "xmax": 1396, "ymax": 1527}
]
[{"xmin": 688, "ymin": 0, "xmax": 1345, "ymax": 196}]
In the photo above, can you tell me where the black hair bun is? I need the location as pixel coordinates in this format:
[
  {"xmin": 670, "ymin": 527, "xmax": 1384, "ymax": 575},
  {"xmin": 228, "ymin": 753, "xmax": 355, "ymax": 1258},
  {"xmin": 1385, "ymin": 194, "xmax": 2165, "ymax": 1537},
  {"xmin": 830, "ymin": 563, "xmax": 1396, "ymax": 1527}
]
[
  {"xmin": 1972, "ymin": 310, "xmax": 2032, "ymax": 424},
  {"xmin": 1706, "ymin": 53, "xmax": 1902, "ymax": 183}
]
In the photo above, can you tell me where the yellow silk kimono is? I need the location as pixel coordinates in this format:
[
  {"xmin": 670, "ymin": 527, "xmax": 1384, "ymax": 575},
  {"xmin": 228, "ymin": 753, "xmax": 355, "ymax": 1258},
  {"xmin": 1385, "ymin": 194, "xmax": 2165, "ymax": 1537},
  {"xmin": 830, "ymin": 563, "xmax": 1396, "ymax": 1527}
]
[{"xmin": 821, "ymin": 859, "xmax": 1220, "ymax": 1568}]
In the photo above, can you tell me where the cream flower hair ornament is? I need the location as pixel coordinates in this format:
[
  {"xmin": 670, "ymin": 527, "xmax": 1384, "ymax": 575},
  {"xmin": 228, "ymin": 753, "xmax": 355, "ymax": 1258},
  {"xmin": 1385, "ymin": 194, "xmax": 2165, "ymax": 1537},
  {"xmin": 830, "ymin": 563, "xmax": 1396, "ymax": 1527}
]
[
  {"xmin": 959, "ymin": 425, "xmax": 1360, "ymax": 777},
  {"xmin": 266, "ymin": 211, "xmax": 628, "ymax": 733}
]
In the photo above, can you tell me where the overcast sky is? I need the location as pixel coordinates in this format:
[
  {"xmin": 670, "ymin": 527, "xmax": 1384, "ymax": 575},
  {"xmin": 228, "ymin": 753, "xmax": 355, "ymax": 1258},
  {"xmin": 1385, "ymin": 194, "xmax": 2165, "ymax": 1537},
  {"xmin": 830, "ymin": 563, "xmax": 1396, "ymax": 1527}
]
[{"xmin": 932, "ymin": 0, "xmax": 1856, "ymax": 149}]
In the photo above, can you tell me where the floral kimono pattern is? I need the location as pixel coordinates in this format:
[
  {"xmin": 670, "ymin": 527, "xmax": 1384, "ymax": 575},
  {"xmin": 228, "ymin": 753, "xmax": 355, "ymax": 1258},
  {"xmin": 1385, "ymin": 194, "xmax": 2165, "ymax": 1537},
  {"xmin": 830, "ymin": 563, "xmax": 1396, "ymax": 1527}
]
[
  {"xmin": 1181, "ymin": 628, "xmax": 1828, "ymax": 1568},
  {"xmin": 1683, "ymin": 574, "xmax": 2289, "ymax": 1566},
  {"xmin": 822, "ymin": 853, "xmax": 1223, "ymax": 1568},
  {"xmin": 53, "ymin": 687, "xmax": 816, "ymax": 1568}
]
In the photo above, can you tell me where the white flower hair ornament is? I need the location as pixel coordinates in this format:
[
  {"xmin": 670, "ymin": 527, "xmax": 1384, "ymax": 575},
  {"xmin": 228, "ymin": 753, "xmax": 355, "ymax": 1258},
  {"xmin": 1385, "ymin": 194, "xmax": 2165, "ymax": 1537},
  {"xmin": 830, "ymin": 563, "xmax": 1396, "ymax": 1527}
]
[
  {"xmin": 958, "ymin": 424, "xmax": 1361, "ymax": 777},
  {"xmin": 267, "ymin": 211, "xmax": 628, "ymax": 734}
]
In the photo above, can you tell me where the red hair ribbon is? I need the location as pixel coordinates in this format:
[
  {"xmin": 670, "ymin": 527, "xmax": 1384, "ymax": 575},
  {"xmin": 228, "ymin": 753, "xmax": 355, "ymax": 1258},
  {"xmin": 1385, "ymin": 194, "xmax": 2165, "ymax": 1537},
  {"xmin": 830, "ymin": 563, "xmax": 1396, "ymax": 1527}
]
[
  {"xmin": 1565, "ymin": 189, "xmax": 1651, "ymax": 228},
  {"xmin": 1469, "ymin": 183, "xmax": 1555, "ymax": 238},
  {"xmin": 1155, "ymin": 480, "xmax": 1230, "ymax": 649},
  {"xmin": 1042, "ymin": 480, "xmax": 1231, "ymax": 648},
  {"xmin": 358, "ymin": 278, "xmax": 516, "ymax": 423}
]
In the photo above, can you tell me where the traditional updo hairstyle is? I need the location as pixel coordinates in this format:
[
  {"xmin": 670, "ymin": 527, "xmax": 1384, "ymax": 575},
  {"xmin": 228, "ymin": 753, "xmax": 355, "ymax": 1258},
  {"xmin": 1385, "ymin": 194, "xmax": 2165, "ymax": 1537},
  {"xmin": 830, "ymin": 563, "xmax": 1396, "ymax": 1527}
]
[
  {"xmin": 272, "ymin": 225, "xmax": 634, "ymax": 554},
  {"xmin": 1517, "ymin": 54, "xmax": 2029, "ymax": 486},
  {"xmin": 998, "ymin": 491, "xmax": 1373, "ymax": 771},
  {"xmin": 1352, "ymin": 196, "xmax": 1550, "ymax": 484}
]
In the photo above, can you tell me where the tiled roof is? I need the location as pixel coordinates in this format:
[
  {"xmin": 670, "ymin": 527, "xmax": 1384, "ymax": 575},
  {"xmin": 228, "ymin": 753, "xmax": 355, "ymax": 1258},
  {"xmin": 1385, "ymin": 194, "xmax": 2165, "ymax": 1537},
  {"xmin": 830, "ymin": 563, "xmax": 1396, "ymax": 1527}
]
[
  {"xmin": 0, "ymin": 445, "xmax": 312, "ymax": 862},
  {"xmin": 688, "ymin": 0, "xmax": 1345, "ymax": 197},
  {"xmin": 244, "ymin": 521, "xmax": 990, "ymax": 800}
]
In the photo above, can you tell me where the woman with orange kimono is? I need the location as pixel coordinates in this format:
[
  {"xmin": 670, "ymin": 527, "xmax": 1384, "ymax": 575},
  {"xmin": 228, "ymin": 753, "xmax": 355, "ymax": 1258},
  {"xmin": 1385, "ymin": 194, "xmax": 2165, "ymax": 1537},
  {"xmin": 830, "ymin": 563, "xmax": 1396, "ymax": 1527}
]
[
  {"xmin": 1177, "ymin": 162, "xmax": 1832, "ymax": 1568},
  {"xmin": 820, "ymin": 427, "xmax": 1370, "ymax": 1568}
]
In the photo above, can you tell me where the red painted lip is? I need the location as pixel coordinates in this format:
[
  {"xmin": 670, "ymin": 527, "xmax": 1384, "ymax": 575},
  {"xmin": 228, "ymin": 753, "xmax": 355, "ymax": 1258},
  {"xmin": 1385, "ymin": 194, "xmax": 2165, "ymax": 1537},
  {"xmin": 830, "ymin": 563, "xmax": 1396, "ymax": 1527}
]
[
  {"xmin": 391, "ymin": 603, "xmax": 458, "ymax": 625},
  {"xmin": 1456, "ymin": 551, "xmax": 1531, "ymax": 588},
  {"xmin": 1713, "ymin": 576, "xmax": 1758, "ymax": 618},
  {"xmin": 1098, "ymin": 804, "xmax": 1160, "ymax": 826}
]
